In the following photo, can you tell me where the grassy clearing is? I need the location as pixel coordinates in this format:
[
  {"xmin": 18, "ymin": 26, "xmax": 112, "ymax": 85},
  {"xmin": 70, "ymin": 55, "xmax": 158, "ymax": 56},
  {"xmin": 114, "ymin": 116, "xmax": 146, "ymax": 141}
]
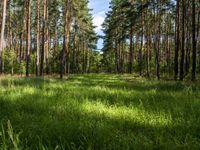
[{"xmin": 0, "ymin": 74, "xmax": 200, "ymax": 150}]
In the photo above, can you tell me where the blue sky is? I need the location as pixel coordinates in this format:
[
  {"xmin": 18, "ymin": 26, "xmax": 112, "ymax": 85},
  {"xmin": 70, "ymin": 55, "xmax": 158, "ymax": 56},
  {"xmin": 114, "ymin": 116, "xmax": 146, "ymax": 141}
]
[{"xmin": 88, "ymin": 0, "xmax": 110, "ymax": 50}]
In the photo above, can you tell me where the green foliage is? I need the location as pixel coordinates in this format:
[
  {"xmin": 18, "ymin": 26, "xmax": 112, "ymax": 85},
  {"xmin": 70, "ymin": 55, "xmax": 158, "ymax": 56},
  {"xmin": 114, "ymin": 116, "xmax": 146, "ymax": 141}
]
[
  {"xmin": 0, "ymin": 75, "xmax": 200, "ymax": 149},
  {"xmin": 3, "ymin": 49, "xmax": 20, "ymax": 74},
  {"xmin": 89, "ymin": 51, "xmax": 103, "ymax": 73}
]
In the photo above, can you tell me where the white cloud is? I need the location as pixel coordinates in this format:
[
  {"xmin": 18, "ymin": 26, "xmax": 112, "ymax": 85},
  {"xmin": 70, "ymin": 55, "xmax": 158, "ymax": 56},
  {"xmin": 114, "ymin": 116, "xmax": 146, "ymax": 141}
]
[{"xmin": 93, "ymin": 11, "xmax": 106, "ymax": 34}]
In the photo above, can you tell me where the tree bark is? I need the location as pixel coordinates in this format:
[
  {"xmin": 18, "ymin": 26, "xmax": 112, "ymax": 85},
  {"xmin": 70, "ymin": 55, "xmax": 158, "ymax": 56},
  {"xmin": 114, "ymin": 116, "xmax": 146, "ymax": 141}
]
[
  {"xmin": 60, "ymin": 0, "xmax": 72, "ymax": 79},
  {"xmin": 36, "ymin": 0, "xmax": 40, "ymax": 76},
  {"xmin": 180, "ymin": 0, "xmax": 185, "ymax": 80},
  {"xmin": 128, "ymin": 27, "xmax": 134, "ymax": 74},
  {"xmin": 174, "ymin": 0, "xmax": 180, "ymax": 80},
  {"xmin": 26, "ymin": 0, "xmax": 31, "ymax": 77},
  {"xmin": 0, "ymin": 0, "xmax": 7, "ymax": 74},
  {"xmin": 192, "ymin": 0, "xmax": 196, "ymax": 81},
  {"xmin": 45, "ymin": 1, "xmax": 49, "ymax": 75}
]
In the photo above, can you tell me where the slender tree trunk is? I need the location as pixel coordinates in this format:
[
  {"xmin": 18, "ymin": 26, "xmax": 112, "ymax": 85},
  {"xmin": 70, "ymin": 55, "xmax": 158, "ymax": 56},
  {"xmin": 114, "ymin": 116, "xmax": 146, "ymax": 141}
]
[
  {"xmin": 60, "ymin": 36, "xmax": 65, "ymax": 79},
  {"xmin": 76, "ymin": 37, "xmax": 80, "ymax": 73},
  {"xmin": 40, "ymin": 24, "xmax": 45, "ymax": 76},
  {"xmin": 36, "ymin": 0, "xmax": 40, "ymax": 76},
  {"xmin": 0, "ymin": 0, "xmax": 7, "ymax": 74},
  {"xmin": 119, "ymin": 40, "xmax": 122, "ymax": 73},
  {"xmin": 40, "ymin": 0, "xmax": 46, "ymax": 76},
  {"xmin": 26, "ymin": 0, "xmax": 31, "ymax": 77},
  {"xmin": 146, "ymin": 32, "xmax": 150, "ymax": 77},
  {"xmin": 197, "ymin": 10, "xmax": 200, "ymax": 68},
  {"xmin": 19, "ymin": 33, "xmax": 23, "ymax": 75},
  {"xmin": 82, "ymin": 40, "xmax": 85, "ymax": 73},
  {"xmin": 128, "ymin": 27, "xmax": 133, "ymax": 74},
  {"xmin": 8, "ymin": 2, "xmax": 13, "ymax": 51},
  {"xmin": 139, "ymin": 10, "xmax": 144, "ymax": 76},
  {"xmin": 0, "ymin": 1, "xmax": 2, "ymax": 29},
  {"xmin": 45, "ymin": 1, "xmax": 49, "ymax": 75},
  {"xmin": 185, "ymin": 16, "xmax": 190, "ymax": 75},
  {"xmin": 120, "ymin": 41, "xmax": 124, "ymax": 73},
  {"xmin": 192, "ymin": 0, "xmax": 197, "ymax": 81},
  {"xmin": 60, "ymin": 0, "xmax": 72, "ymax": 79},
  {"xmin": 180, "ymin": 0, "xmax": 185, "ymax": 80},
  {"xmin": 8, "ymin": 0, "xmax": 14, "ymax": 75},
  {"xmin": 72, "ymin": 25, "xmax": 77, "ymax": 74},
  {"xmin": 53, "ymin": 23, "xmax": 57, "ymax": 53},
  {"xmin": 86, "ymin": 46, "xmax": 90, "ymax": 73},
  {"xmin": 156, "ymin": 16, "xmax": 161, "ymax": 80},
  {"xmin": 166, "ymin": 18, "xmax": 171, "ymax": 76},
  {"xmin": 115, "ymin": 40, "xmax": 119, "ymax": 73},
  {"xmin": 174, "ymin": 0, "xmax": 180, "ymax": 80}
]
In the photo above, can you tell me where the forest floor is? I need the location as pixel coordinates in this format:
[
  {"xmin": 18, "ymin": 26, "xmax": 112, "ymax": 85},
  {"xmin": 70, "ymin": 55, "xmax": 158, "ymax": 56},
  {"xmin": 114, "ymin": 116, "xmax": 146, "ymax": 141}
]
[{"xmin": 0, "ymin": 74, "xmax": 200, "ymax": 150}]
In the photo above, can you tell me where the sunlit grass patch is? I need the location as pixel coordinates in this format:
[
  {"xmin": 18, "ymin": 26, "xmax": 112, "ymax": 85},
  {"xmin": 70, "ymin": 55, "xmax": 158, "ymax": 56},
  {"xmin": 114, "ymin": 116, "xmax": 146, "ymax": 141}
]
[
  {"xmin": 0, "ymin": 74, "xmax": 200, "ymax": 149},
  {"xmin": 81, "ymin": 100, "xmax": 172, "ymax": 127}
]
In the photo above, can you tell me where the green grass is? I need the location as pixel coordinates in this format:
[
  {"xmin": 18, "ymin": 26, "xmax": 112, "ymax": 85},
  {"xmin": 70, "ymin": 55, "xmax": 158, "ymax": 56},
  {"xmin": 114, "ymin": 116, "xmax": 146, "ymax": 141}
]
[{"xmin": 0, "ymin": 74, "xmax": 200, "ymax": 150}]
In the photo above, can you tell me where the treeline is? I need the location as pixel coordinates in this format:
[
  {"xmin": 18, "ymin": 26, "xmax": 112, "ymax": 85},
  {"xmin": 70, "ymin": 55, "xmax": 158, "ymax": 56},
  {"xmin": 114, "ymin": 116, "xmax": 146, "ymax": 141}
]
[
  {"xmin": 0, "ymin": 0, "xmax": 99, "ymax": 78},
  {"xmin": 102, "ymin": 0, "xmax": 200, "ymax": 81},
  {"xmin": 1, "ymin": 0, "xmax": 200, "ymax": 81}
]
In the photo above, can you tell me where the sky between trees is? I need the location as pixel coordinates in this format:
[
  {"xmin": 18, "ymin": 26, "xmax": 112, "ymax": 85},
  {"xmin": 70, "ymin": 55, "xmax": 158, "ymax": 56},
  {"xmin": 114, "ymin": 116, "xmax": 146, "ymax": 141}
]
[{"xmin": 89, "ymin": 0, "xmax": 110, "ymax": 49}]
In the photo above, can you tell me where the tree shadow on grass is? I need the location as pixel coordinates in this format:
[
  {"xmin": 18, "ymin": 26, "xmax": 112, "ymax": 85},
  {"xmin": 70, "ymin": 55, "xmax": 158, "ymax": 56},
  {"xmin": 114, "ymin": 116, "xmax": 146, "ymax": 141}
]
[
  {"xmin": 1, "ymin": 75, "xmax": 200, "ymax": 117},
  {"xmin": 76, "ymin": 77, "xmax": 199, "ymax": 93},
  {"xmin": 0, "ymin": 77, "xmax": 50, "ymax": 88},
  {"xmin": 1, "ymin": 88, "xmax": 200, "ymax": 150},
  {"xmin": 1, "ymin": 74, "xmax": 199, "ymax": 93},
  {"xmin": 0, "ymin": 75, "xmax": 200, "ymax": 113},
  {"xmin": 67, "ymin": 74, "xmax": 200, "ymax": 93},
  {"xmin": 0, "ymin": 75, "xmax": 200, "ymax": 149}
]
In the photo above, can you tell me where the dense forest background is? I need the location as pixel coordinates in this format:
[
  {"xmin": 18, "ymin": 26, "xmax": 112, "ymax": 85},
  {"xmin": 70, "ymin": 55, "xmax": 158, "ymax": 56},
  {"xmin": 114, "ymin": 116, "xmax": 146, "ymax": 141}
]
[
  {"xmin": 0, "ymin": 0, "xmax": 98, "ymax": 78},
  {"xmin": 0, "ymin": 0, "xmax": 200, "ymax": 81},
  {"xmin": 102, "ymin": 0, "xmax": 200, "ymax": 81}
]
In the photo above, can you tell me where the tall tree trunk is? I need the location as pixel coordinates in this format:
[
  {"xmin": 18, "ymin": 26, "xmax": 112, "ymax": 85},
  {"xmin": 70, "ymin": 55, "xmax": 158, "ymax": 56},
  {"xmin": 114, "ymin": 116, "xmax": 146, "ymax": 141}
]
[
  {"xmin": 86, "ymin": 46, "xmax": 90, "ymax": 73},
  {"xmin": 185, "ymin": 14, "xmax": 190, "ymax": 75},
  {"xmin": 40, "ymin": 22, "xmax": 45, "ymax": 76},
  {"xmin": 120, "ymin": 41, "xmax": 124, "ymax": 73},
  {"xmin": 53, "ymin": 23, "xmax": 57, "ymax": 53},
  {"xmin": 0, "ymin": 0, "xmax": 7, "ymax": 74},
  {"xmin": 36, "ymin": 0, "xmax": 40, "ymax": 76},
  {"xmin": 180, "ymin": 0, "xmax": 185, "ymax": 80},
  {"xmin": 82, "ymin": 40, "xmax": 85, "ymax": 73},
  {"xmin": 139, "ymin": 8, "xmax": 144, "ymax": 76},
  {"xmin": 146, "ymin": 32, "xmax": 150, "ymax": 78},
  {"xmin": 8, "ymin": 1, "xmax": 14, "ymax": 75},
  {"xmin": 128, "ymin": 27, "xmax": 133, "ymax": 74},
  {"xmin": 45, "ymin": 1, "xmax": 49, "ymax": 75},
  {"xmin": 118, "ymin": 40, "xmax": 122, "ymax": 73},
  {"xmin": 72, "ymin": 25, "xmax": 77, "ymax": 74},
  {"xmin": 19, "ymin": 33, "xmax": 23, "ymax": 76},
  {"xmin": 166, "ymin": 17, "xmax": 171, "ymax": 76},
  {"xmin": 26, "ymin": 0, "xmax": 31, "ymax": 77},
  {"xmin": 60, "ymin": 36, "xmax": 65, "ymax": 79},
  {"xmin": 115, "ymin": 40, "xmax": 119, "ymax": 73},
  {"xmin": 40, "ymin": 0, "xmax": 47, "ymax": 76},
  {"xmin": 174, "ymin": 0, "xmax": 180, "ymax": 80},
  {"xmin": 156, "ymin": 15, "xmax": 161, "ymax": 80},
  {"xmin": 60, "ymin": 0, "xmax": 72, "ymax": 79},
  {"xmin": 192, "ymin": 0, "xmax": 196, "ymax": 81}
]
